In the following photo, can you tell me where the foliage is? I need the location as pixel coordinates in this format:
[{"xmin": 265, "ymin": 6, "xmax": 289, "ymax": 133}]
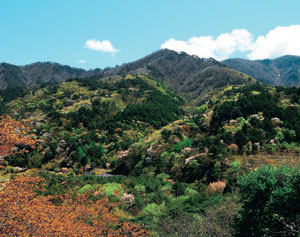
[
  {"xmin": 4, "ymin": 62, "xmax": 300, "ymax": 236},
  {"xmin": 0, "ymin": 175, "xmax": 150, "ymax": 236},
  {"xmin": 142, "ymin": 203, "xmax": 165, "ymax": 217},
  {"xmin": 78, "ymin": 184, "xmax": 94, "ymax": 194},
  {"xmin": 0, "ymin": 115, "xmax": 41, "ymax": 156},
  {"xmin": 101, "ymin": 183, "xmax": 124, "ymax": 197},
  {"xmin": 111, "ymin": 88, "xmax": 183, "ymax": 129},
  {"xmin": 171, "ymin": 138, "xmax": 193, "ymax": 152},
  {"xmin": 234, "ymin": 165, "xmax": 300, "ymax": 236}
]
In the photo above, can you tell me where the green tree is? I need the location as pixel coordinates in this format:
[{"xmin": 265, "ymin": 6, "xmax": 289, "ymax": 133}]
[
  {"xmin": 234, "ymin": 165, "xmax": 300, "ymax": 236},
  {"xmin": 76, "ymin": 146, "xmax": 88, "ymax": 167}
]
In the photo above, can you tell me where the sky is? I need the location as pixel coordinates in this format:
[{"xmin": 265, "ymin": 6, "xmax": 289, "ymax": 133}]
[{"xmin": 1, "ymin": 0, "xmax": 300, "ymax": 69}]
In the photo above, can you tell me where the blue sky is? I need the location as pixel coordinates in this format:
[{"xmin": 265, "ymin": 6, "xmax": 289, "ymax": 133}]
[{"xmin": 1, "ymin": 0, "xmax": 300, "ymax": 69}]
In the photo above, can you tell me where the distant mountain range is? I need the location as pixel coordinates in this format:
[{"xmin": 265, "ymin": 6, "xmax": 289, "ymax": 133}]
[
  {"xmin": 0, "ymin": 62, "xmax": 86, "ymax": 90},
  {"xmin": 223, "ymin": 55, "xmax": 300, "ymax": 87},
  {"xmin": 2, "ymin": 51, "xmax": 300, "ymax": 93},
  {"xmin": 0, "ymin": 49, "xmax": 254, "ymax": 104}
]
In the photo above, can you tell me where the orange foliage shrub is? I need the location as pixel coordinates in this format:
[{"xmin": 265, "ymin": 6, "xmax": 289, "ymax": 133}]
[
  {"xmin": 265, "ymin": 159, "xmax": 274, "ymax": 165},
  {"xmin": 229, "ymin": 143, "xmax": 239, "ymax": 154},
  {"xmin": 206, "ymin": 180, "xmax": 226, "ymax": 195},
  {"xmin": 0, "ymin": 115, "xmax": 41, "ymax": 156},
  {"xmin": 0, "ymin": 175, "xmax": 150, "ymax": 236}
]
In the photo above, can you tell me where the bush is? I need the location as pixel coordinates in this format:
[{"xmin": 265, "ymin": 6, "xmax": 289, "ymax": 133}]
[
  {"xmin": 158, "ymin": 213, "xmax": 202, "ymax": 237},
  {"xmin": 142, "ymin": 203, "xmax": 165, "ymax": 217},
  {"xmin": 234, "ymin": 165, "xmax": 300, "ymax": 236},
  {"xmin": 206, "ymin": 181, "xmax": 226, "ymax": 195},
  {"xmin": 78, "ymin": 184, "xmax": 94, "ymax": 194},
  {"xmin": 100, "ymin": 183, "xmax": 124, "ymax": 197},
  {"xmin": 200, "ymin": 195, "xmax": 240, "ymax": 237},
  {"xmin": 172, "ymin": 138, "xmax": 193, "ymax": 152},
  {"xmin": 27, "ymin": 152, "xmax": 43, "ymax": 168}
]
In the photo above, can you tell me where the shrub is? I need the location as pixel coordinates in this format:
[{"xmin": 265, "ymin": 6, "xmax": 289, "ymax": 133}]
[
  {"xmin": 229, "ymin": 144, "xmax": 239, "ymax": 154},
  {"xmin": 200, "ymin": 195, "xmax": 241, "ymax": 237},
  {"xmin": 265, "ymin": 144, "xmax": 275, "ymax": 154},
  {"xmin": 172, "ymin": 138, "xmax": 193, "ymax": 152},
  {"xmin": 206, "ymin": 181, "xmax": 226, "ymax": 195},
  {"xmin": 142, "ymin": 203, "xmax": 165, "ymax": 217},
  {"xmin": 234, "ymin": 165, "xmax": 300, "ymax": 236},
  {"xmin": 157, "ymin": 213, "xmax": 202, "ymax": 237},
  {"xmin": 134, "ymin": 184, "xmax": 146, "ymax": 193},
  {"xmin": 27, "ymin": 152, "xmax": 43, "ymax": 168},
  {"xmin": 101, "ymin": 183, "xmax": 124, "ymax": 197},
  {"xmin": 78, "ymin": 184, "xmax": 93, "ymax": 194}
]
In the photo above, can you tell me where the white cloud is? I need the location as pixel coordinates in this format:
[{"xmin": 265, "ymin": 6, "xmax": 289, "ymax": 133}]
[
  {"xmin": 85, "ymin": 39, "xmax": 119, "ymax": 55},
  {"xmin": 161, "ymin": 29, "xmax": 253, "ymax": 60},
  {"xmin": 248, "ymin": 25, "xmax": 300, "ymax": 60},
  {"xmin": 77, "ymin": 59, "xmax": 86, "ymax": 64},
  {"xmin": 161, "ymin": 25, "xmax": 300, "ymax": 60}
]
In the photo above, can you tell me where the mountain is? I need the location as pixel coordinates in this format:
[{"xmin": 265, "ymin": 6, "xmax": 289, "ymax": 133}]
[
  {"xmin": 0, "ymin": 62, "xmax": 86, "ymax": 90},
  {"xmin": 223, "ymin": 55, "xmax": 300, "ymax": 87},
  {"xmin": 22, "ymin": 62, "xmax": 86, "ymax": 84},
  {"xmin": 0, "ymin": 49, "xmax": 255, "ymax": 106},
  {"xmin": 98, "ymin": 49, "xmax": 255, "ymax": 104},
  {"xmin": 2, "ymin": 53, "xmax": 300, "ymax": 236}
]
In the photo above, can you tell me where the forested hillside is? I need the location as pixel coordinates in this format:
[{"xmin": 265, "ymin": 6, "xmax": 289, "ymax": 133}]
[
  {"xmin": 1, "ymin": 69, "xmax": 300, "ymax": 235},
  {"xmin": 2, "ymin": 0, "xmax": 300, "ymax": 235}
]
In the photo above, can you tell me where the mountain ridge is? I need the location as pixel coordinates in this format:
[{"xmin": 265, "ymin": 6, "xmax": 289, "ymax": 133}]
[
  {"xmin": 0, "ymin": 61, "xmax": 87, "ymax": 89},
  {"xmin": 0, "ymin": 49, "xmax": 225, "ymax": 90},
  {"xmin": 223, "ymin": 55, "xmax": 300, "ymax": 86},
  {"xmin": 0, "ymin": 49, "xmax": 255, "ymax": 105},
  {"xmin": 3, "ymin": 51, "xmax": 300, "ymax": 91}
]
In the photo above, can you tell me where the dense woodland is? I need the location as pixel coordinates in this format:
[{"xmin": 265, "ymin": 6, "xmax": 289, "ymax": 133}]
[{"xmin": 1, "ymin": 73, "xmax": 300, "ymax": 236}]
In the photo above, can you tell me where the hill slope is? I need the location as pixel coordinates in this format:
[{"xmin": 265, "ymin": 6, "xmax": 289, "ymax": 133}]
[
  {"xmin": 223, "ymin": 55, "xmax": 300, "ymax": 86},
  {"xmin": 3, "ymin": 76, "xmax": 300, "ymax": 180},
  {"xmin": 2, "ymin": 75, "xmax": 185, "ymax": 171},
  {"xmin": 0, "ymin": 49, "xmax": 255, "ymax": 105}
]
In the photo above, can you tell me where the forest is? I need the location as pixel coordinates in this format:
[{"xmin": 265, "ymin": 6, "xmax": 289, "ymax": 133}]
[{"xmin": 1, "ymin": 75, "xmax": 300, "ymax": 236}]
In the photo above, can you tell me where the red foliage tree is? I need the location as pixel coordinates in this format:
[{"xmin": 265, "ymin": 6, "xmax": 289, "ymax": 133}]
[
  {"xmin": 0, "ymin": 175, "xmax": 150, "ymax": 236},
  {"xmin": 0, "ymin": 115, "xmax": 41, "ymax": 156}
]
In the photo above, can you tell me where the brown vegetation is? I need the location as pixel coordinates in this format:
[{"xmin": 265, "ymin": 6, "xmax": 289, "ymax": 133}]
[
  {"xmin": 0, "ymin": 175, "xmax": 150, "ymax": 236},
  {"xmin": 0, "ymin": 115, "xmax": 41, "ymax": 157},
  {"xmin": 206, "ymin": 180, "xmax": 226, "ymax": 195}
]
